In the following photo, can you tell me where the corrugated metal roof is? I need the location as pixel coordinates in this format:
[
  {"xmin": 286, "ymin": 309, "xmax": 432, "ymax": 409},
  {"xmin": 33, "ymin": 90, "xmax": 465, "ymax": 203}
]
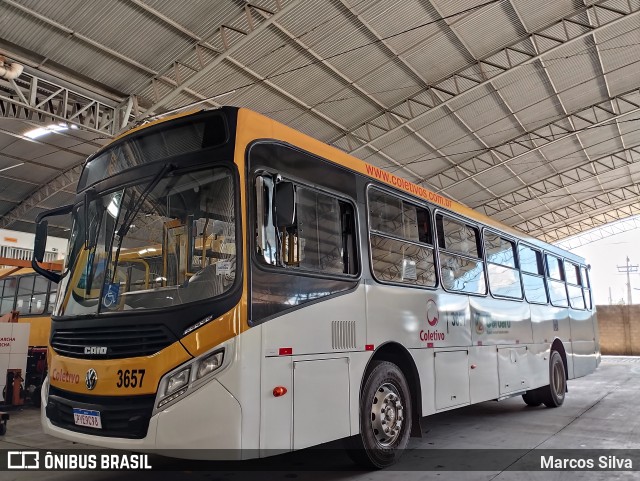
[{"xmin": 3, "ymin": 0, "xmax": 640, "ymax": 242}]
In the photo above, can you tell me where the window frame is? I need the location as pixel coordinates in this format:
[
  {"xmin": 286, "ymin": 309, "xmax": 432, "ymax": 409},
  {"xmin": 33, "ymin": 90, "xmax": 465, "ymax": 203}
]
[
  {"xmin": 565, "ymin": 260, "xmax": 586, "ymax": 310},
  {"xmin": 252, "ymin": 170, "xmax": 361, "ymax": 282},
  {"xmin": 517, "ymin": 242, "xmax": 549, "ymax": 306},
  {"xmin": 0, "ymin": 276, "xmax": 16, "ymax": 314},
  {"xmin": 482, "ymin": 228, "xmax": 524, "ymax": 301},
  {"xmin": 581, "ymin": 265, "xmax": 593, "ymax": 310},
  {"xmin": 545, "ymin": 252, "xmax": 569, "ymax": 308},
  {"xmin": 434, "ymin": 210, "xmax": 487, "ymax": 297},
  {"xmin": 366, "ymin": 184, "xmax": 437, "ymax": 290}
]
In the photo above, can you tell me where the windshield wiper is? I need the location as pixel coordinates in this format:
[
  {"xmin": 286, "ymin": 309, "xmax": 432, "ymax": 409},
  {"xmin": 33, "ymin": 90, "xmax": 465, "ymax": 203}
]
[
  {"xmin": 117, "ymin": 163, "xmax": 175, "ymax": 239},
  {"xmin": 108, "ymin": 163, "xmax": 175, "ymax": 286}
]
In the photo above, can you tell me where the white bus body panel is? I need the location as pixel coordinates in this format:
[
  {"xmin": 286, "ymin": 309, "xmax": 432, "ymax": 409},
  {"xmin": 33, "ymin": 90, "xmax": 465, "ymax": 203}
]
[
  {"xmin": 293, "ymin": 357, "xmax": 350, "ymax": 449},
  {"xmin": 434, "ymin": 350, "xmax": 470, "ymax": 410}
]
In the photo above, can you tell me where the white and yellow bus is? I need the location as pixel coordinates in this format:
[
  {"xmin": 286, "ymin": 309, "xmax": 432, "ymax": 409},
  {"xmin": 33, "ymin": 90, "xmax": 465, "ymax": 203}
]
[{"xmin": 32, "ymin": 107, "xmax": 599, "ymax": 467}]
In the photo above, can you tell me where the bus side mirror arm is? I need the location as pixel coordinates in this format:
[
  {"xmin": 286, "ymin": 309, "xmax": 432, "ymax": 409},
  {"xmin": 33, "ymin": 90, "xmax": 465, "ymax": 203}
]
[{"xmin": 32, "ymin": 203, "xmax": 73, "ymax": 283}]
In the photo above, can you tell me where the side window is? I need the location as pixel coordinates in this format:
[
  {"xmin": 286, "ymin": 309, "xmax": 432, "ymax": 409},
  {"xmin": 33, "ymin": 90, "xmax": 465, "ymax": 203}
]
[
  {"xmin": 0, "ymin": 279, "xmax": 13, "ymax": 313},
  {"xmin": 566, "ymin": 261, "xmax": 585, "ymax": 310},
  {"xmin": 47, "ymin": 281, "xmax": 58, "ymax": 314},
  {"xmin": 546, "ymin": 254, "xmax": 568, "ymax": 307},
  {"xmin": 368, "ymin": 188, "xmax": 436, "ymax": 287},
  {"xmin": 31, "ymin": 276, "xmax": 49, "ymax": 315},
  {"xmin": 15, "ymin": 275, "xmax": 35, "ymax": 315},
  {"xmin": 484, "ymin": 231, "xmax": 522, "ymax": 299},
  {"xmin": 581, "ymin": 266, "xmax": 592, "ymax": 310},
  {"xmin": 518, "ymin": 245, "xmax": 548, "ymax": 304},
  {"xmin": 256, "ymin": 176, "xmax": 357, "ymax": 276},
  {"xmin": 436, "ymin": 214, "xmax": 486, "ymax": 294}
]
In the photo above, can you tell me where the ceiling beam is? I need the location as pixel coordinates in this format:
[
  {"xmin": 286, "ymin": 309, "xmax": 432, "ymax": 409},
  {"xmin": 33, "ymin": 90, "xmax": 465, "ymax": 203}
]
[
  {"xmin": 330, "ymin": 0, "xmax": 640, "ymax": 156},
  {"xmin": 139, "ymin": 0, "xmax": 303, "ymax": 117},
  {"xmin": 0, "ymin": 164, "xmax": 82, "ymax": 229},
  {"xmin": 513, "ymin": 181, "xmax": 640, "ymax": 236},
  {"xmin": 428, "ymin": 87, "xmax": 640, "ymax": 193},
  {"xmin": 542, "ymin": 203, "xmax": 640, "ymax": 243},
  {"xmin": 555, "ymin": 215, "xmax": 640, "ymax": 248},
  {"xmin": 478, "ymin": 145, "xmax": 640, "ymax": 215}
]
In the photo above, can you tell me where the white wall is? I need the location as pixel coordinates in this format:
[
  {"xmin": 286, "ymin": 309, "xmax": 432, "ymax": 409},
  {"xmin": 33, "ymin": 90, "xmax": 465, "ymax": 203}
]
[{"xmin": 0, "ymin": 228, "xmax": 68, "ymax": 260}]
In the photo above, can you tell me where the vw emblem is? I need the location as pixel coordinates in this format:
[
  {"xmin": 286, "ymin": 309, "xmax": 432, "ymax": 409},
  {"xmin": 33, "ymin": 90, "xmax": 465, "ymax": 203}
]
[{"xmin": 85, "ymin": 368, "xmax": 98, "ymax": 390}]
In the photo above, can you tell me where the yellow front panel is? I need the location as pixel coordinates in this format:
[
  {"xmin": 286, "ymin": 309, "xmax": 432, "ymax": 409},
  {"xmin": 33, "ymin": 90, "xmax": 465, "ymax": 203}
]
[{"xmin": 49, "ymin": 341, "xmax": 191, "ymax": 396}]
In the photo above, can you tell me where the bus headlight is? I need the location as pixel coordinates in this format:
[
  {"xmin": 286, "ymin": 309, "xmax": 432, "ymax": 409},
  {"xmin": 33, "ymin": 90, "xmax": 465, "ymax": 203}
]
[
  {"xmin": 196, "ymin": 350, "xmax": 224, "ymax": 380},
  {"xmin": 155, "ymin": 343, "xmax": 231, "ymax": 412},
  {"xmin": 166, "ymin": 368, "xmax": 190, "ymax": 394}
]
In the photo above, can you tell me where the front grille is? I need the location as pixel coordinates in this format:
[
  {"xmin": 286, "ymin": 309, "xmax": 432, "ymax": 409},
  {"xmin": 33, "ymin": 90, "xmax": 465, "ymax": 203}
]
[
  {"xmin": 47, "ymin": 386, "xmax": 156, "ymax": 439},
  {"xmin": 51, "ymin": 324, "xmax": 175, "ymax": 359}
]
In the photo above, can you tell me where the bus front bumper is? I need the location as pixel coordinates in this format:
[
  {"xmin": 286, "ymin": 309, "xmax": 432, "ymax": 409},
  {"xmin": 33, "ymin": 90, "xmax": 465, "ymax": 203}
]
[{"xmin": 41, "ymin": 376, "xmax": 242, "ymax": 456}]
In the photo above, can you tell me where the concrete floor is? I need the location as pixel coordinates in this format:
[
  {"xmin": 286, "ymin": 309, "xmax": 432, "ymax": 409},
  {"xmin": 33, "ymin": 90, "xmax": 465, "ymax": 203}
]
[{"xmin": 2, "ymin": 356, "xmax": 640, "ymax": 480}]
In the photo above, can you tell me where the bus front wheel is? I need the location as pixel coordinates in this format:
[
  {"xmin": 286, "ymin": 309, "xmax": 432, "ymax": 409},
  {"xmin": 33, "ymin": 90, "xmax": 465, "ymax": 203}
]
[{"xmin": 348, "ymin": 360, "xmax": 412, "ymax": 468}]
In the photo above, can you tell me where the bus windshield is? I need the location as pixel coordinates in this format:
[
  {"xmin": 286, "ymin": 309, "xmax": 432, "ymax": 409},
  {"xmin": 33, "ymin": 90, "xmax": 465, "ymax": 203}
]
[{"xmin": 55, "ymin": 166, "xmax": 237, "ymax": 317}]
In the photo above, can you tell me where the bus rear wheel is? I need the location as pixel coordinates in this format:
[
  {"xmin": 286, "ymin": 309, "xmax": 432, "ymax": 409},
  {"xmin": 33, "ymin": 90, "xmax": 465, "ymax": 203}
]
[
  {"xmin": 542, "ymin": 350, "xmax": 566, "ymax": 408},
  {"xmin": 348, "ymin": 360, "xmax": 412, "ymax": 469}
]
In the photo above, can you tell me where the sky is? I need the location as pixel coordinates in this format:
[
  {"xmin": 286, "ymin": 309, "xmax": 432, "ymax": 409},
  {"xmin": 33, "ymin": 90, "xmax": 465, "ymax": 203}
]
[{"xmin": 571, "ymin": 228, "xmax": 640, "ymax": 306}]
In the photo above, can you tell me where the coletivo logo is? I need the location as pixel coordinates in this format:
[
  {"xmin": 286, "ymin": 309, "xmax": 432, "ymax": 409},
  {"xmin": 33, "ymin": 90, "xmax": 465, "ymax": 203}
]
[
  {"xmin": 51, "ymin": 368, "xmax": 80, "ymax": 384},
  {"xmin": 426, "ymin": 299, "xmax": 439, "ymax": 327},
  {"xmin": 84, "ymin": 346, "xmax": 108, "ymax": 355}
]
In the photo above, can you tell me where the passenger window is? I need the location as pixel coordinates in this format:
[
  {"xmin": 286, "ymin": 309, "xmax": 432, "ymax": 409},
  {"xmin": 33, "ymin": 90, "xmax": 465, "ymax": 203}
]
[
  {"xmin": 484, "ymin": 232, "xmax": 522, "ymax": 299},
  {"xmin": 546, "ymin": 254, "xmax": 564, "ymax": 281},
  {"xmin": 565, "ymin": 261, "xmax": 585, "ymax": 309},
  {"xmin": 256, "ymin": 176, "xmax": 357, "ymax": 276},
  {"xmin": 368, "ymin": 188, "xmax": 436, "ymax": 287},
  {"xmin": 436, "ymin": 214, "xmax": 486, "ymax": 295},
  {"xmin": 16, "ymin": 275, "xmax": 35, "ymax": 315},
  {"xmin": 581, "ymin": 266, "xmax": 592, "ymax": 310},
  {"xmin": 518, "ymin": 245, "xmax": 548, "ymax": 304},
  {"xmin": 546, "ymin": 254, "xmax": 568, "ymax": 307},
  {"xmin": 0, "ymin": 278, "xmax": 15, "ymax": 313}
]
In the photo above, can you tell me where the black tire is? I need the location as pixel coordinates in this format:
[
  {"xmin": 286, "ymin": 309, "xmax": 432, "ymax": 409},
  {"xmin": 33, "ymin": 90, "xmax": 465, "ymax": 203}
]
[
  {"xmin": 522, "ymin": 390, "xmax": 542, "ymax": 407},
  {"xmin": 542, "ymin": 350, "xmax": 566, "ymax": 408},
  {"xmin": 0, "ymin": 423, "xmax": 6, "ymax": 436},
  {"xmin": 347, "ymin": 361, "xmax": 412, "ymax": 469}
]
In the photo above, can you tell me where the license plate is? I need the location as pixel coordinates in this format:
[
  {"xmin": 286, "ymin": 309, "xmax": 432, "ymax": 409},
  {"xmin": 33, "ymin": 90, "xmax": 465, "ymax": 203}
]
[{"xmin": 72, "ymin": 408, "xmax": 102, "ymax": 429}]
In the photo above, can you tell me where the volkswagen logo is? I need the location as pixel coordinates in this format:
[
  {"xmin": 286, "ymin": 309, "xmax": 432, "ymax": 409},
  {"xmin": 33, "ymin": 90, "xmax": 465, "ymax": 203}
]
[{"xmin": 85, "ymin": 368, "xmax": 98, "ymax": 391}]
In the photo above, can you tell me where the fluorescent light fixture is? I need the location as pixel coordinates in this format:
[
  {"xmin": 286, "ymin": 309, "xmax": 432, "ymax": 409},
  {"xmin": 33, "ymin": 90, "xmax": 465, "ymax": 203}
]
[
  {"xmin": 24, "ymin": 123, "xmax": 69, "ymax": 139},
  {"xmin": 0, "ymin": 162, "xmax": 23, "ymax": 173}
]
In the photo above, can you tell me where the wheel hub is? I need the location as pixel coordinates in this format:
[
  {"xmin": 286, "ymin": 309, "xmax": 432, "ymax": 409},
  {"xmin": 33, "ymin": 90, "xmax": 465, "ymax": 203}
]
[{"xmin": 370, "ymin": 383, "xmax": 404, "ymax": 447}]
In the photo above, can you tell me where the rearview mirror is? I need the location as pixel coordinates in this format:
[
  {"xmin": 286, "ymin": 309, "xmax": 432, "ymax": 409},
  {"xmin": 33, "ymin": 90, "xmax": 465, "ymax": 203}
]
[
  {"xmin": 34, "ymin": 220, "xmax": 48, "ymax": 263},
  {"xmin": 32, "ymin": 203, "xmax": 74, "ymax": 283},
  {"xmin": 275, "ymin": 182, "xmax": 296, "ymax": 227}
]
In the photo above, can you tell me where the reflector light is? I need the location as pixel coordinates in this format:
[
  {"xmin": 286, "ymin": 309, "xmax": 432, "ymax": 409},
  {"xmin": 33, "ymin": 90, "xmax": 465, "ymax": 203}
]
[
  {"xmin": 279, "ymin": 347, "xmax": 292, "ymax": 356},
  {"xmin": 273, "ymin": 386, "xmax": 287, "ymax": 397},
  {"xmin": 427, "ymin": 342, "xmax": 434, "ymax": 348},
  {"xmin": 365, "ymin": 344, "xmax": 374, "ymax": 351}
]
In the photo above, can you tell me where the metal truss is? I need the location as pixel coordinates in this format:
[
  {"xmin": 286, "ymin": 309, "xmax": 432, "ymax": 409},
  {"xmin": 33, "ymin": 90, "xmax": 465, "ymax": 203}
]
[
  {"xmin": 555, "ymin": 215, "xmax": 640, "ymax": 249},
  {"xmin": 430, "ymin": 88, "xmax": 640, "ymax": 193},
  {"xmin": 0, "ymin": 164, "xmax": 82, "ymax": 229},
  {"xmin": 514, "ymin": 182, "xmax": 640, "ymax": 237},
  {"xmin": 542, "ymin": 204, "xmax": 640, "ymax": 243},
  {"xmin": 0, "ymin": 68, "xmax": 136, "ymax": 136},
  {"xmin": 477, "ymin": 145, "xmax": 640, "ymax": 216},
  {"xmin": 329, "ymin": 0, "xmax": 640, "ymax": 155},
  {"xmin": 138, "ymin": 0, "xmax": 303, "ymax": 117}
]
